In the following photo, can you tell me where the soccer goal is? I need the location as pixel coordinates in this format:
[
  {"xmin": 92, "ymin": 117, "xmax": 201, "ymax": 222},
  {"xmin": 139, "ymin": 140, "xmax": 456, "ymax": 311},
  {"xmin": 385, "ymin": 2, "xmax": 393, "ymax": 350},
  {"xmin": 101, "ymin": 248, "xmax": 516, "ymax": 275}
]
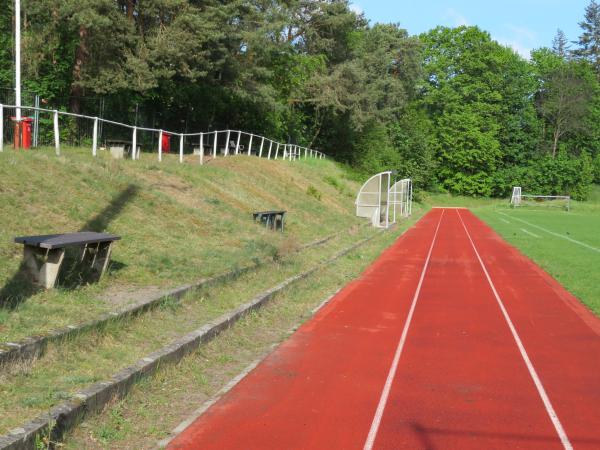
[{"xmin": 510, "ymin": 186, "xmax": 571, "ymax": 211}]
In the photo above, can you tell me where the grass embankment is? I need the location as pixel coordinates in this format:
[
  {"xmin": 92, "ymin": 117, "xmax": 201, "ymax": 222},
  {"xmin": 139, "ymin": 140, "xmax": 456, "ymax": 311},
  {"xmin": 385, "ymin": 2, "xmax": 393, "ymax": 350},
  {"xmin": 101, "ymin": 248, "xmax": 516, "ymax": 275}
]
[
  {"xmin": 60, "ymin": 211, "xmax": 424, "ymax": 450},
  {"xmin": 0, "ymin": 147, "xmax": 361, "ymax": 342},
  {"xmin": 424, "ymin": 188, "xmax": 600, "ymax": 315}
]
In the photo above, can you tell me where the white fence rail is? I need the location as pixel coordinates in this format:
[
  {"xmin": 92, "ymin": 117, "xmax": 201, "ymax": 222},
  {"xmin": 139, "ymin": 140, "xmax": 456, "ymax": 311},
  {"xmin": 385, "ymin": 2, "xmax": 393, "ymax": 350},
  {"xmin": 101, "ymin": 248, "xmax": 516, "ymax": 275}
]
[{"xmin": 0, "ymin": 103, "xmax": 326, "ymax": 164}]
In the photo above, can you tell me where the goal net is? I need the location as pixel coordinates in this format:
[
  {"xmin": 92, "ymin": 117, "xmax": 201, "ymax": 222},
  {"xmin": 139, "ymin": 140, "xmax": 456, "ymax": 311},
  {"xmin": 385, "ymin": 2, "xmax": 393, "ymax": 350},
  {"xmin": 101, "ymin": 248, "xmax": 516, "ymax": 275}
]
[{"xmin": 510, "ymin": 186, "xmax": 571, "ymax": 211}]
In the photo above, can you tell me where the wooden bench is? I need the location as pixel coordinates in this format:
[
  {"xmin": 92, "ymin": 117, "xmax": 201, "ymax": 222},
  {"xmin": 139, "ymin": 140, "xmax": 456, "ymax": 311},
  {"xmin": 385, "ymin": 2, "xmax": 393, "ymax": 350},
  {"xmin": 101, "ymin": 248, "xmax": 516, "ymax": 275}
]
[
  {"xmin": 14, "ymin": 232, "xmax": 121, "ymax": 289},
  {"xmin": 253, "ymin": 210, "xmax": 286, "ymax": 232}
]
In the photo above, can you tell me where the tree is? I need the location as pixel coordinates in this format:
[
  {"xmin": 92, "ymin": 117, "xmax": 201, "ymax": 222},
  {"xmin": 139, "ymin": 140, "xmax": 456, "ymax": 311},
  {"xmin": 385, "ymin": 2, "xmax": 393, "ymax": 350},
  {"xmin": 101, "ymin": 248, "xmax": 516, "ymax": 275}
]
[
  {"xmin": 574, "ymin": 0, "xmax": 600, "ymax": 74},
  {"xmin": 532, "ymin": 48, "xmax": 595, "ymax": 157},
  {"xmin": 418, "ymin": 26, "xmax": 537, "ymax": 195},
  {"xmin": 552, "ymin": 29, "xmax": 571, "ymax": 58}
]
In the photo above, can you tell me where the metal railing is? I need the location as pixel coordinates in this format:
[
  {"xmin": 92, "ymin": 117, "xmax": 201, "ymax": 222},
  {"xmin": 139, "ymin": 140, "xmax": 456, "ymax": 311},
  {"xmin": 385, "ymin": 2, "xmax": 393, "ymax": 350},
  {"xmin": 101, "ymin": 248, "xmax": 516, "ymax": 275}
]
[{"xmin": 0, "ymin": 103, "xmax": 326, "ymax": 163}]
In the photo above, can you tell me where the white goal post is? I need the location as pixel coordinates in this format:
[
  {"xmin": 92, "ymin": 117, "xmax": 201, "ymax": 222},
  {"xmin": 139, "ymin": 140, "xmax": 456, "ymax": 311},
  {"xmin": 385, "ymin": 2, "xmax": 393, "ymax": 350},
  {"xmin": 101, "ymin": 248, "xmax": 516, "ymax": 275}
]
[{"xmin": 510, "ymin": 186, "xmax": 571, "ymax": 211}]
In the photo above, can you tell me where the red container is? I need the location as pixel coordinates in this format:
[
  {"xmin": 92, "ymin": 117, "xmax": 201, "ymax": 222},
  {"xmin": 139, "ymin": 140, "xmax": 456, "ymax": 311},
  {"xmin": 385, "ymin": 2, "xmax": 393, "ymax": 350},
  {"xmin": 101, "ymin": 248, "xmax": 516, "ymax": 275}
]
[
  {"xmin": 21, "ymin": 118, "xmax": 33, "ymax": 149},
  {"xmin": 10, "ymin": 117, "xmax": 33, "ymax": 149},
  {"xmin": 161, "ymin": 132, "xmax": 171, "ymax": 153}
]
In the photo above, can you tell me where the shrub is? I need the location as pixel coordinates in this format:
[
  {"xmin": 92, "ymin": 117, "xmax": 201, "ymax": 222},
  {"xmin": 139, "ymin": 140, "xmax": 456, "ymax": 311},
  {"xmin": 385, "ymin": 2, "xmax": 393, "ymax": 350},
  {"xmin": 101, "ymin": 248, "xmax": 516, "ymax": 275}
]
[{"xmin": 306, "ymin": 185, "xmax": 322, "ymax": 201}]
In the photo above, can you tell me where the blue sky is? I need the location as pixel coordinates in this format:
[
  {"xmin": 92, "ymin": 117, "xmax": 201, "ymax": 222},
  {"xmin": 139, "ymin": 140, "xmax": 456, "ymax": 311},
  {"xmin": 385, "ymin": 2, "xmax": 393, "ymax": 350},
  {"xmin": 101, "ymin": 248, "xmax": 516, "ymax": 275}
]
[{"xmin": 350, "ymin": 1, "xmax": 591, "ymax": 58}]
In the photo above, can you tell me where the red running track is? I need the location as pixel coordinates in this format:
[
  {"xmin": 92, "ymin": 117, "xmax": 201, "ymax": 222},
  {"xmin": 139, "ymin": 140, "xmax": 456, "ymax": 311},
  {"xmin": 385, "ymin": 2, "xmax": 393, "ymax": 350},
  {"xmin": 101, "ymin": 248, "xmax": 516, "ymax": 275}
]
[{"xmin": 168, "ymin": 209, "xmax": 600, "ymax": 450}]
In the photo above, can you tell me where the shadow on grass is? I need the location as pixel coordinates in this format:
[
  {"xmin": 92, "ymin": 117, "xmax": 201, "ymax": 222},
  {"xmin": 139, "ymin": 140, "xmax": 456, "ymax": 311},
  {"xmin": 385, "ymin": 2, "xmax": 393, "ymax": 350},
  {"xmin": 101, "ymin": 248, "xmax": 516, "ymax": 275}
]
[{"xmin": 0, "ymin": 185, "xmax": 138, "ymax": 309}]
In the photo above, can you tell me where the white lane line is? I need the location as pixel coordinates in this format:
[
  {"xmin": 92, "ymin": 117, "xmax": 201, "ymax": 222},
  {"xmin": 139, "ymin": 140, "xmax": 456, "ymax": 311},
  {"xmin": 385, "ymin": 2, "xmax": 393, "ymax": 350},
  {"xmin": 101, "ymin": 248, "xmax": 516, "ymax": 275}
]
[
  {"xmin": 363, "ymin": 209, "xmax": 446, "ymax": 450},
  {"xmin": 457, "ymin": 210, "xmax": 573, "ymax": 450},
  {"xmin": 498, "ymin": 211, "xmax": 600, "ymax": 253},
  {"xmin": 500, "ymin": 218, "xmax": 511, "ymax": 224},
  {"xmin": 521, "ymin": 228, "xmax": 540, "ymax": 238}
]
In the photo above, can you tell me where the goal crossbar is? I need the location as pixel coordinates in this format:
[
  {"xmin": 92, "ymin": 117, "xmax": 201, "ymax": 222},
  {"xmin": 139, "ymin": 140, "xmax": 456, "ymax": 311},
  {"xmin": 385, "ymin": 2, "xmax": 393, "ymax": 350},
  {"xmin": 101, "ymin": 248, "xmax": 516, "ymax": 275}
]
[{"xmin": 510, "ymin": 187, "xmax": 571, "ymax": 211}]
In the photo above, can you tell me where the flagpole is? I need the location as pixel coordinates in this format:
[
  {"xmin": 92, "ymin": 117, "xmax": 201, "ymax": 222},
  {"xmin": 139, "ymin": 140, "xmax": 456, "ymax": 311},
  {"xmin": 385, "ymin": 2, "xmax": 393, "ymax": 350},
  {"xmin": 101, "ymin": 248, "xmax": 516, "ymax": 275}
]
[{"xmin": 15, "ymin": 0, "xmax": 21, "ymax": 121}]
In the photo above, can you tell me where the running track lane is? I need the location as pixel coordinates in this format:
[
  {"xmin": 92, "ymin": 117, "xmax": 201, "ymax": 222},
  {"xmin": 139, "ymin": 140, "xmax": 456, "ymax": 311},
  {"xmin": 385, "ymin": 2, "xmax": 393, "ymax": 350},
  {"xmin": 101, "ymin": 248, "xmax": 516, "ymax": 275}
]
[{"xmin": 167, "ymin": 208, "xmax": 600, "ymax": 450}]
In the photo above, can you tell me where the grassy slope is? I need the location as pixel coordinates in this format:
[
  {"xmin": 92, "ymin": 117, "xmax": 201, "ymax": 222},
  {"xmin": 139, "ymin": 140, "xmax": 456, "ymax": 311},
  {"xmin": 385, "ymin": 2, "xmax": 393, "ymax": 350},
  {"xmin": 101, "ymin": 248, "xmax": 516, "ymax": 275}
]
[
  {"xmin": 0, "ymin": 147, "xmax": 362, "ymax": 342},
  {"xmin": 424, "ymin": 188, "xmax": 600, "ymax": 315}
]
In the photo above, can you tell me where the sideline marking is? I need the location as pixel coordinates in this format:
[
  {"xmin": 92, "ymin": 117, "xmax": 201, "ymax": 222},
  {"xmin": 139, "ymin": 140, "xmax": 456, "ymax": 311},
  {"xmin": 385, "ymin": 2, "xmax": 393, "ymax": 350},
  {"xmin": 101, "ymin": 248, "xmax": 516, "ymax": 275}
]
[
  {"xmin": 521, "ymin": 228, "xmax": 540, "ymax": 238},
  {"xmin": 500, "ymin": 218, "xmax": 511, "ymax": 224},
  {"xmin": 363, "ymin": 210, "xmax": 445, "ymax": 450},
  {"xmin": 457, "ymin": 210, "xmax": 573, "ymax": 450},
  {"xmin": 498, "ymin": 211, "xmax": 600, "ymax": 253}
]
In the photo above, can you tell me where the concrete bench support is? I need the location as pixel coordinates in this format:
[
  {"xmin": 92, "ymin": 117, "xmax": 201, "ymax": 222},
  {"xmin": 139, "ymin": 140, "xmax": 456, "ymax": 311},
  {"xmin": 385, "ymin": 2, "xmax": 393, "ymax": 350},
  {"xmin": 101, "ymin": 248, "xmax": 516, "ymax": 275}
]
[{"xmin": 22, "ymin": 246, "xmax": 66, "ymax": 289}]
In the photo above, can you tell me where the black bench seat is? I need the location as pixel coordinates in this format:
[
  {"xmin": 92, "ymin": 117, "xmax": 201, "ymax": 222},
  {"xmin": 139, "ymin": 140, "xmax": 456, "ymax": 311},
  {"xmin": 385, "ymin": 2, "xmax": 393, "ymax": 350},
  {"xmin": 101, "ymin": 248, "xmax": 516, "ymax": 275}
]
[
  {"xmin": 14, "ymin": 232, "xmax": 121, "ymax": 289},
  {"xmin": 253, "ymin": 210, "xmax": 286, "ymax": 232}
]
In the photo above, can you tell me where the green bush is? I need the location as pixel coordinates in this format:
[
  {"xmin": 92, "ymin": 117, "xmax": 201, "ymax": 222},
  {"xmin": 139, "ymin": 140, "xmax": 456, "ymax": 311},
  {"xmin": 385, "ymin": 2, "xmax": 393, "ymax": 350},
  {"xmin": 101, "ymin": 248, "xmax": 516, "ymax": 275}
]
[{"xmin": 306, "ymin": 185, "xmax": 322, "ymax": 201}]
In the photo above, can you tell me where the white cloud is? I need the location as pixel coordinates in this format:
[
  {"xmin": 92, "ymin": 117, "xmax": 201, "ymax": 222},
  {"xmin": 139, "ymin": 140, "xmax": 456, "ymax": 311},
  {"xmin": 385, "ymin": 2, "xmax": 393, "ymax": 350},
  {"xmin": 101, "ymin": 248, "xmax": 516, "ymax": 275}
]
[
  {"xmin": 497, "ymin": 39, "xmax": 532, "ymax": 59},
  {"xmin": 495, "ymin": 25, "xmax": 538, "ymax": 59},
  {"xmin": 349, "ymin": 3, "xmax": 364, "ymax": 16},
  {"xmin": 445, "ymin": 8, "xmax": 469, "ymax": 27}
]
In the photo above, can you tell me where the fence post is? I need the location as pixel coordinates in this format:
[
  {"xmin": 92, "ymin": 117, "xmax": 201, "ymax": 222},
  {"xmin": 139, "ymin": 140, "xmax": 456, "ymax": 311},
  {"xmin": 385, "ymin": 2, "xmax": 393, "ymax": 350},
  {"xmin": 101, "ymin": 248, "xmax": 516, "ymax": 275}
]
[
  {"xmin": 0, "ymin": 104, "xmax": 3, "ymax": 152},
  {"xmin": 33, "ymin": 95, "xmax": 40, "ymax": 147},
  {"xmin": 248, "ymin": 134, "xmax": 253, "ymax": 156},
  {"xmin": 267, "ymin": 141, "xmax": 273, "ymax": 160},
  {"xmin": 225, "ymin": 130, "xmax": 231, "ymax": 156},
  {"xmin": 53, "ymin": 110, "xmax": 60, "ymax": 156},
  {"xmin": 179, "ymin": 134, "xmax": 184, "ymax": 163},
  {"xmin": 304, "ymin": 147, "xmax": 308, "ymax": 159},
  {"xmin": 282, "ymin": 145, "xmax": 287, "ymax": 160},
  {"xmin": 158, "ymin": 129, "xmax": 163, "ymax": 162},
  {"xmin": 132, "ymin": 126, "xmax": 138, "ymax": 160},
  {"xmin": 235, "ymin": 131, "xmax": 241, "ymax": 155},
  {"xmin": 275, "ymin": 143, "xmax": 280, "ymax": 160},
  {"xmin": 92, "ymin": 117, "xmax": 98, "ymax": 157},
  {"xmin": 199, "ymin": 133, "xmax": 204, "ymax": 165},
  {"xmin": 259, "ymin": 137, "xmax": 265, "ymax": 157},
  {"xmin": 213, "ymin": 131, "xmax": 217, "ymax": 158}
]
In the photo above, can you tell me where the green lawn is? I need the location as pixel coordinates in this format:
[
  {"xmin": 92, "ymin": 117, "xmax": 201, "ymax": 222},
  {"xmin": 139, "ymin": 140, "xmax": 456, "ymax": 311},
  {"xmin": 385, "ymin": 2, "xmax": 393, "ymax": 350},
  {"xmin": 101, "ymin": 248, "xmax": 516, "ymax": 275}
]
[
  {"xmin": 0, "ymin": 147, "xmax": 363, "ymax": 342},
  {"xmin": 465, "ymin": 186, "xmax": 600, "ymax": 316}
]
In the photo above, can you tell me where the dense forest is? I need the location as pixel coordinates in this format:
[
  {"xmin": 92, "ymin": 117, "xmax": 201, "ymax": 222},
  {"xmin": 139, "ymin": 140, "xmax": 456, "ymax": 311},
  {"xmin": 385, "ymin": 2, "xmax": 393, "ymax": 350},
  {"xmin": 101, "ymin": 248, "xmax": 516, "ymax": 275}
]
[{"xmin": 2, "ymin": 0, "xmax": 600, "ymax": 198}]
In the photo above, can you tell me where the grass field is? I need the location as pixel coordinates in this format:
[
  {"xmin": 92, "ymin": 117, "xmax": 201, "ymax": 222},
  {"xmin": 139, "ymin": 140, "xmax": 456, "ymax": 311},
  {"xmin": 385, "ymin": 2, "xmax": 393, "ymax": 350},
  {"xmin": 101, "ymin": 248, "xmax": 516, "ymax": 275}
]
[
  {"xmin": 425, "ymin": 187, "xmax": 600, "ymax": 316},
  {"xmin": 0, "ymin": 147, "xmax": 362, "ymax": 343}
]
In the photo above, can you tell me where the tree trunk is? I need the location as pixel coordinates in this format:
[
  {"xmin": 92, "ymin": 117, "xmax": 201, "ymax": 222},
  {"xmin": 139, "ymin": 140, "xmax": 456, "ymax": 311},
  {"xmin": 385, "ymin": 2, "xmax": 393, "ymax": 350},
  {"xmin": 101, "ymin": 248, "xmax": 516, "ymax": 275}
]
[
  {"xmin": 69, "ymin": 25, "xmax": 89, "ymax": 114},
  {"xmin": 126, "ymin": 0, "xmax": 135, "ymax": 22},
  {"xmin": 552, "ymin": 127, "xmax": 560, "ymax": 158}
]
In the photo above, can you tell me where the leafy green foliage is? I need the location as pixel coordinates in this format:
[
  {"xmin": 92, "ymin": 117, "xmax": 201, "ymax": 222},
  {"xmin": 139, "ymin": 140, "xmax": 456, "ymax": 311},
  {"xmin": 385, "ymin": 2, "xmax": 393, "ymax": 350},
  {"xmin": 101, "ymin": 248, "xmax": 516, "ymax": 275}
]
[{"xmin": 2, "ymin": 2, "xmax": 599, "ymax": 198}]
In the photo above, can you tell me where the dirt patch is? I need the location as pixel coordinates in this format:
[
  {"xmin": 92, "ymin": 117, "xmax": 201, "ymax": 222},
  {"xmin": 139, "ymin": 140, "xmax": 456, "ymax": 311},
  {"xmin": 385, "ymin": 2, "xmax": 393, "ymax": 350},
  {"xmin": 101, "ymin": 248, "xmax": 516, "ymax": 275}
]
[{"xmin": 98, "ymin": 284, "xmax": 167, "ymax": 308}]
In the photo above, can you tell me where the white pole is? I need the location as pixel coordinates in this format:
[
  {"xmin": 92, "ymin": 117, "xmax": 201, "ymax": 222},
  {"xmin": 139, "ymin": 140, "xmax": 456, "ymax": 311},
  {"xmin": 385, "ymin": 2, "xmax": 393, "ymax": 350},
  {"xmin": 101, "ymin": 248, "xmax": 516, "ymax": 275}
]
[
  {"xmin": 225, "ymin": 130, "xmax": 231, "ymax": 156},
  {"xmin": 199, "ymin": 132, "xmax": 204, "ymax": 165},
  {"xmin": 0, "ymin": 104, "xmax": 3, "ymax": 152},
  {"xmin": 275, "ymin": 143, "xmax": 280, "ymax": 159},
  {"xmin": 235, "ymin": 131, "xmax": 241, "ymax": 155},
  {"xmin": 304, "ymin": 147, "xmax": 308, "ymax": 159},
  {"xmin": 213, "ymin": 131, "xmax": 217, "ymax": 158},
  {"xmin": 259, "ymin": 137, "xmax": 265, "ymax": 157},
  {"xmin": 92, "ymin": 117, "xmax": 98, "ymax": 157},
  {"xmin": 267, "ymin": 140, "xmax": 273, "ymax": 159},
  {"xmin": 158, "ymin": 129, "xmax": 163, "ymax": 162},
  {"xmin": 248, "ymin": 134, "xmax": 253, "ymax": 156},
  {"xmin": 15, "ymin": 0, "xmax": 22, "ymax": 122},
  {"xmin": 179, "ymin": 134, "xmax": 184, "ymax": 163},
  {"xmin": 132, "ymin": 126, "xmax": 137, "ymax": 160},
  {"xmin": 53, "ymin": 110, "xmax": 60, "ymax": 155}
]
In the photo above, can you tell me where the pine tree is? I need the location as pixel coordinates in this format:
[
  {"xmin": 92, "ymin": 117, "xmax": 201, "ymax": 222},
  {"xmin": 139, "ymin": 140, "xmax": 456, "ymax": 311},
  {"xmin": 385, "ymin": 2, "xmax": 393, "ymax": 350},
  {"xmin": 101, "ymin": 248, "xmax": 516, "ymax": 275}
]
[
  {"xmin": 574, "ymin": 0, "xmax": 600, "ymax": 73},
  {"xmin": 552, "ymin": 29, "xmax": 570, "ymax": 58}
]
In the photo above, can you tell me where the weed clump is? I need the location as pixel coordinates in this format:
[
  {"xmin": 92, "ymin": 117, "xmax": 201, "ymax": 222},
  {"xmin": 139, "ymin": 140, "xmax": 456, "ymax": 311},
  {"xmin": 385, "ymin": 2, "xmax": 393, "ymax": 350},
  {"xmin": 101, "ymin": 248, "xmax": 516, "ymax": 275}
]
[{"xmin": 306, "ymin": 185, "xmax": 322, "ymax": 201}]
